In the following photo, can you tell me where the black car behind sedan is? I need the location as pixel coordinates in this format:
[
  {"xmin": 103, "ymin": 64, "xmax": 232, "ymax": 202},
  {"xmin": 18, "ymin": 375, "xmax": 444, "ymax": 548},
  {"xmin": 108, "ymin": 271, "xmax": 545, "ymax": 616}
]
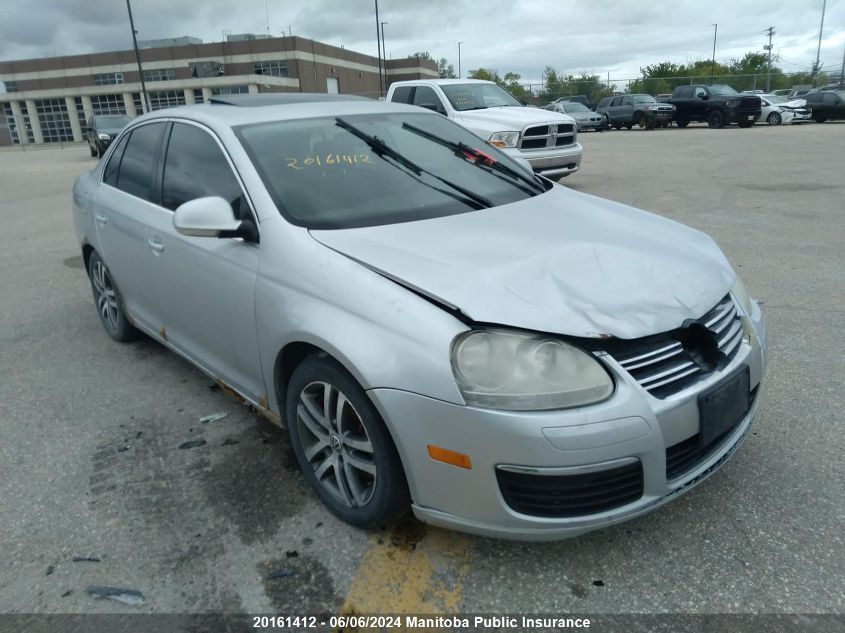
[{"xmin": 86, "ymin": 114, "xmax": 132, "ymax": 157}]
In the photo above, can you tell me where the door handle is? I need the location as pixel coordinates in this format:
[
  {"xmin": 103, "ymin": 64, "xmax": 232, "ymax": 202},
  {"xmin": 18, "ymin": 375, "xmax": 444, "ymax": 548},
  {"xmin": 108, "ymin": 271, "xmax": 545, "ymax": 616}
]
[
  {"xmin": 95, "ymin": 214, "xmax": 108, "ymax": 225},
  {"xmin": 147, "ymin": 237, "xmax": 164, "ymax": 253}
]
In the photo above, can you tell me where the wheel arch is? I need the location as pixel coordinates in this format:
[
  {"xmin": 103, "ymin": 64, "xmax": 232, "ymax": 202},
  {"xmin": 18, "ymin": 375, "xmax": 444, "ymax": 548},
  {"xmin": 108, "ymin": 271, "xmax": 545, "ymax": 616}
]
[{"xmin": 82, "ymin": 243, "xmax": 95, "ymax": 273}]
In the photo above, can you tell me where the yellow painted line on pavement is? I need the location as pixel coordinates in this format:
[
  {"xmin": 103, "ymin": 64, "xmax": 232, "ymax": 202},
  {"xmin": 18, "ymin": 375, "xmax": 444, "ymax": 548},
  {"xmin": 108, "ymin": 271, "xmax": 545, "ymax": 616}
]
[{"xmin": 340, "ymin": 521, "xmax": 474, "ymax": 618}]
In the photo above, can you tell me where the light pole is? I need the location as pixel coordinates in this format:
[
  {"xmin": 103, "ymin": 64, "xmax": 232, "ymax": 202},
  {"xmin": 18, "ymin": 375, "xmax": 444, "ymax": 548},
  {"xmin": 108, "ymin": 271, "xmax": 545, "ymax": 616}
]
[
  {"xmin": 125, "ymin": 0, "xmax": 149, "ymax": 113},
  {"xmin": 458, "ymin": 42, "xmax": 464, "ymax": 78},
  {"xmin": 711, "ymin": 24, "xmax": 718, "ymax": 81},
  {"xmin": 374, "ymin": 0, "xmax": 384, "ymax": 96},
  {"xmin": 764, "ymin": 26, "xmax": 775, "ymax": 92},
  {"xmin": 380, "ymin": 21, "xmax": 388, "ymax": 87},
  {"xmin": 812, "ymin": 0, "xmax": 827, "ymax": 86}
]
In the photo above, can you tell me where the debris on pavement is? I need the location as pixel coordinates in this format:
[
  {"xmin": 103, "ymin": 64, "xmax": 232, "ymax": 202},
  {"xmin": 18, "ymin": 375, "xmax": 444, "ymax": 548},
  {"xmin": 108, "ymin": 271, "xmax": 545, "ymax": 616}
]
[
  {"xmin": 593, "ymin": 580, "xmax": 605, "ymax": 587},
  {"xmin": 221, "ymin": 438, "xmax": 239, "ymax": 446},
  {"xmin": 208, "ymin": 383, "xmax": 220, "ymax": 392},
  {"xmin": 46, "ymin": 565, "xmax": 55, "ymax": 576},
  {"xmin": 178, "ymin": 440, "xmax": 207, "ymax": 450},
  {"xmin": 86, "ymin": 585, "xmax": 146, "ymax": 605},
  {"xmin": 72, "ymin": 556, "xmax": 101, "ymax": 563},
  {"xmin": 199, "ymin": 412, "xmax": 228, "ymax": 424},
  {"xmin": 285, "ymin": 550, "xmax": 299, "ymax": 558},
  {"xmin": 61, "ymin": 590, "xmax": 72, "ymax": 598},
  {"xmin": 266, "ymin": 569, "xmax": 294, "ymax": 580}
]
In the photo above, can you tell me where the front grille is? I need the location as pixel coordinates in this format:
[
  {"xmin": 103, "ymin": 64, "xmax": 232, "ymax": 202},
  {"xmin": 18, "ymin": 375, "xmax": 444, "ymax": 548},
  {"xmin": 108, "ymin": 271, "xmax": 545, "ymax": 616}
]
[
  {"xmin": 519, "ymin": 122, "xmax": 576, "ymax": 150},
  {"xmin": 666, "ymin": 386, "xmax": 759, "ymax": 479},
  {"xmin": 496, "ymin": 460, "xmax": 643, "ymax": 518},
  {"xmin": 604, "ymin": 294, "xmax": 744, "ymax": 399}
]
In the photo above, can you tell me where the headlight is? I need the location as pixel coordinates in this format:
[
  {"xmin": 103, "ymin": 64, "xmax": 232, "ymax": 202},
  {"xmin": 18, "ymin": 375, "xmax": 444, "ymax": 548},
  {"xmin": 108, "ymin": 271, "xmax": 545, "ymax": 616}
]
[
  {"xmin": 731, "ymin": 277, "xmax": 753, "ymax": 314},
  {"xmin": 488, "ymin": 131, "xmax": 520, "ymax": 148},
  {"xmin": 450, "ymin": 329, "xmax": 614, "ymax": 410},
  {"xmin": 97, "ymin": 133, "xmax": 110, "ymax": 140}
]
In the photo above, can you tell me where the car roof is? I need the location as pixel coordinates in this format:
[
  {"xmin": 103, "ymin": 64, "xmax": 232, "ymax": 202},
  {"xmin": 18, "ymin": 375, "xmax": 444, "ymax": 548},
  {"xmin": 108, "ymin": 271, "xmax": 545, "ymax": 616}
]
[
  {"xmin": 392, "ymin": 78, "xmax": 494, "ymax": 85},
  {"xmin": 129, "ymin": 93, "xmax": 431, "ymax": 129}
]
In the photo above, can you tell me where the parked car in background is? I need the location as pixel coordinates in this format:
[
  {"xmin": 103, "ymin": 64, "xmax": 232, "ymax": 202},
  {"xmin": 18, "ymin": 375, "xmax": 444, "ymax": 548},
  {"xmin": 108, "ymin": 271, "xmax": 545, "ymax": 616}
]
[
  {"xmin": 788, "ymin": 85, "xmax": 812, "ymax": 100},
  {"xmin": 72, "ymin": 93, "xmax": 767, "ymax": 540},
  {"xmin": 669, "ymin": 85, "xmax": 761, "ymax": 128},
  {"xmin": 596, "ymin": 94, "xmax": 673, "ymax": 130},
  {"xmin": 804, "ymin": 90, "xmax": 845, "ymax": 122},
  {"xmin": 755, "ymin": 94, "xmax": 811, "ymax": 124},
  {"xmin": 388, "ymin": 79, "xmax": 582, "ymax": 179},
  {"xmin": 545, "ymin": 100, "xmax": 607, "ymax": 131},
  {"xmin": 771, "ymin": 89, "xmax": 791, "ymax": 97},
  {"xmin": 655, "ymin": 94, "xmax": 672, "ymax": 103},
  {"xmin": 549, "ymin": 94, "xmax": 595, "ymax": 110},
  {"xmin": 86, "ymin": 114, "xmax": 132, "ymax": 158}
]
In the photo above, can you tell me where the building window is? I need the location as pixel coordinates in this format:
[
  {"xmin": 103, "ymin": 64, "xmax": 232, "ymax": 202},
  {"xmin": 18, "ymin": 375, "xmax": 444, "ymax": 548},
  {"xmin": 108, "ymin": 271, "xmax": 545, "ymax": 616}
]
[
  {"xmin": 193, "ymin": 89, "xmax": 205, "ymax": 104},
  {"xmin": 142, "ymin": 68, "xmax": 176, "ymax": 82},
  {"xmin": 3, "ymin": 81, "xmax": 18, "ymax": 92},
  {"xmin": 74, "ymin": 96, "xmax": 86, "ymax": 131},
  {"xmin": 253, "ymin": 60, "xmax": 288, "ymax": 77},
  {"xmin": 94, "ymin": 72, "xmax": 124, "ymax": 86},
  {"xmin": 148, "ymin": 89, "xmax": 186, "ymax": 111},
  {"xmin": 132, "ymin": 93, "xmax": 143, "ymax": 114},
  {"xmin": 211, "ymin": 86, "xmax": 249, "ymax": 95},
  {"xmin": 35, "ymin": 98, "xmax": 74, "ymax": 143},
  {"xmin": 91, "ymin": 94, "xmax": 126, "ymax": 116},
  {"xmin": 2, "ymin": 103, "xmax": 21, "ymax": 144}
]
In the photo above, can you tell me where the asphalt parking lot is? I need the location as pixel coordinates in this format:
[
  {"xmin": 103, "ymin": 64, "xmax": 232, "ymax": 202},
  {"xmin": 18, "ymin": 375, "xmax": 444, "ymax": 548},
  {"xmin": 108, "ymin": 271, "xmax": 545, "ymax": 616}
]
[{"xmin": 0, "ymin": 123, "xmax": 843, "ymax": 620}]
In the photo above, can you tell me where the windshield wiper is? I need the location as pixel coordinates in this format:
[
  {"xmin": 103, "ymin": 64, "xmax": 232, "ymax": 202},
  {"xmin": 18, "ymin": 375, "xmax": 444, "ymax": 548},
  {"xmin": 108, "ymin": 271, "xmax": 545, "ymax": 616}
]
[
  {"xmin": 401, "ymin": 122, "xmax": 546, "ymax": 195},
  {"xmin": 335, "ymin": 117, "xmax": 492, "ymax": 209}
]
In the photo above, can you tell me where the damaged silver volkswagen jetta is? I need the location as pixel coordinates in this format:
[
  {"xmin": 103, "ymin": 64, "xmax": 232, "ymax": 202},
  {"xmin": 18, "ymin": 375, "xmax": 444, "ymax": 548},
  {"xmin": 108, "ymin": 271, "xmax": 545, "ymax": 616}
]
[{"xmin": 72, "ymin": 94, "xmax": 767, "ymax": 540}]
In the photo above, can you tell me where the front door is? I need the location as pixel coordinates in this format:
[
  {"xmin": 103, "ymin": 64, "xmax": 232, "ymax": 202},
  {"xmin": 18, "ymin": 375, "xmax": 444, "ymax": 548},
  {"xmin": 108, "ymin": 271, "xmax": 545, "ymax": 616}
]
[{"xmin": 146, "ymin": 121, "xmax": 264, "ymax": 401}]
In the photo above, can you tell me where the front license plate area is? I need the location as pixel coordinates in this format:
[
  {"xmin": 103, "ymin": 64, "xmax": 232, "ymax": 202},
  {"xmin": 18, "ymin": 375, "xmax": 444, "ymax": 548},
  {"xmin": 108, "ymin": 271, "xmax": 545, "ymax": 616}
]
[
  {"xmin": 747, "ymin": 115, "xmax": 755, "ymax": 120},
  {"xmin": 698, "ymin": 367, "xmax": 750, "ymax": 447}
]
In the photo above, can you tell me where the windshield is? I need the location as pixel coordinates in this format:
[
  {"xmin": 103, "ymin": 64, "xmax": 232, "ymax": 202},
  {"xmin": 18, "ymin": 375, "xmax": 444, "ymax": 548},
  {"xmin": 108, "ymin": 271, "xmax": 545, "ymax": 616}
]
[
  {"xmin": 235, "ymin": 112, "xmax": 545, "ymax": 229},
  {"xmin": 562, "ymin": 102, "xmax": 589, "ymax": 112},
  {"xmin": 765, "ymin": 95, "xmax": 786, "ymax": 104},
  {"xmin": 633, "ymin": 95, "xmax": 656, "ymax": 104},
  {"xmin": 708, "ymin": 84, "xmax": 738, "ymax": 96},
  {"xmin": 439, "ymin": 83, "xmax": 522, "ymax": 111},
  {"xmin": 94, "ymin": 115, "xmax": 131, "ymax": 128}
]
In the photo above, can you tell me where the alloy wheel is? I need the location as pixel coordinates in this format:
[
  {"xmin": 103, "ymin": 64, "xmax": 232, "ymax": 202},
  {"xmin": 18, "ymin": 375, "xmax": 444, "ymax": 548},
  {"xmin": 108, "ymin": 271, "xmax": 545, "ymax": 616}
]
[
  {"xmin": 91, "ymin": 260, "xmax": 119, "ymax": 332},
  {"xmin": 296, "ymin": 381, "xmax": 377, "ymax": 508}
]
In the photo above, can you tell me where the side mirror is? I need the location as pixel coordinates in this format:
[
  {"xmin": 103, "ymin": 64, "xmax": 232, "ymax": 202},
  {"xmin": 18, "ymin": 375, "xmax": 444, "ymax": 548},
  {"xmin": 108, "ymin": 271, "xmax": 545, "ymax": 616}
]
[
  {"xmin": 173, "ymin": 196, "xmax": 258, "ymax": 243},
  {"xmin": 699, "ymin": 94, "xmax": 709, "ymax": 100}
]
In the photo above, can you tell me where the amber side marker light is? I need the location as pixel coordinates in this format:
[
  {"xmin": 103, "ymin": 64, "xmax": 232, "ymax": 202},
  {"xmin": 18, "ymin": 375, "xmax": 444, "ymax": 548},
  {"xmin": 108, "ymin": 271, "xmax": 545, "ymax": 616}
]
[{"xmin": 427, "ymin": 445, "xmax": 472, "ymax": 469}]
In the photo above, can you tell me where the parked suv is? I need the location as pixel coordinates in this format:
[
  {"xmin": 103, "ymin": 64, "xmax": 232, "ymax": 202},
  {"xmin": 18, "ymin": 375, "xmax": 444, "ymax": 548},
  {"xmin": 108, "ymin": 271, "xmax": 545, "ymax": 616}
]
[
  {"xmin": 86, "ymin": 114, "xmax": 132, "ymax": 157},
  {"xmin": 669, "ymin": 85, "xmax": 761, "ymax": 128},
  {"xmin": 387, "ymin": 79, "xmax": 582, "ymax": 179},
  {"xmin": 804, "ymin": 90, "xmax": 845, "ymax": 122},
  {"xmin": 595, "ymin": 94, "xmax": 673, "ymax": 129}
]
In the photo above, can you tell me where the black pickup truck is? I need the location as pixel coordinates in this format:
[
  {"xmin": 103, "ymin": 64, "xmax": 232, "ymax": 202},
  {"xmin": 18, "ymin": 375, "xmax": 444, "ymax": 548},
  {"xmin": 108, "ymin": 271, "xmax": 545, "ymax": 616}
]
[{"xmin": 669, "ymin": 84, "xmax": 761, "ymax": 128}]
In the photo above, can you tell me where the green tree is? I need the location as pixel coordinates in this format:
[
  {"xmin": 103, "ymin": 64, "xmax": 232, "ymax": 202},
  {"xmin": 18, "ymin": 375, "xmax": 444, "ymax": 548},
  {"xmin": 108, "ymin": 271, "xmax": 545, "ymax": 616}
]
[
  {"xmin": 408, "ymin": 51, "xmax": 432, "ymax": 60},
  {"xmin": 502, "ymin": 71, "xmax": 528, "ymax": 98},
  {"xmin": 438, "ymin": 58, "xmax": 457, "ymax": 78},
  {"xmin": 468, "ymin": 68, "xmax": 502, "ymax": 83}
]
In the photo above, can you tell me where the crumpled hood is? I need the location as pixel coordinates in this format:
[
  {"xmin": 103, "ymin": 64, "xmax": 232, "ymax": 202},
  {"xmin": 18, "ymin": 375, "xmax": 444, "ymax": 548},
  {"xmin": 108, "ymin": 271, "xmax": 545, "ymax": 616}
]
[
  {"xmin": 310, "ymin": 187, "xmax": 736, "ymax": 339},
  {"xmin": 454, "ymin": 107, "xmax": 575, "ymax": 133}
]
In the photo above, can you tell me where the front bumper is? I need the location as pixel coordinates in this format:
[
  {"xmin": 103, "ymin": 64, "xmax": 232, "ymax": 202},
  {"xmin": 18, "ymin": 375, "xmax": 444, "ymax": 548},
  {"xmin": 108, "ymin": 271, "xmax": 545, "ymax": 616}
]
[
  {"xmin": 369, "ymin": 299, "xmax": 767, "ymax": 541},
  {"xmin": 503, "ymin": 143, "xmax": 582, "ymax": 179}
]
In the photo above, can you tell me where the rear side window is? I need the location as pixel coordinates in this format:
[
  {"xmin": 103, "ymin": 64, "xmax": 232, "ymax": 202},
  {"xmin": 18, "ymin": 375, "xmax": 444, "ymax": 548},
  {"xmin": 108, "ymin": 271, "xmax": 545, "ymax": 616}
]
[
  {"xmin": 103, "ymin": 134, "xmax": 130, "ymax": 187},
  {"xmin": 610, "ymin": 96, "xmax": 622, "ymax": 106},
  {"xmin": 116, "ymin": 123, "xmax": 165, "ymax": 202},
  {"xmin": 390, "ymin": 86, "xmax": 413, "ymax": 104},
  {"xmin": 161, "ymin": 122, "xmax": 249, "ymax": 219}
]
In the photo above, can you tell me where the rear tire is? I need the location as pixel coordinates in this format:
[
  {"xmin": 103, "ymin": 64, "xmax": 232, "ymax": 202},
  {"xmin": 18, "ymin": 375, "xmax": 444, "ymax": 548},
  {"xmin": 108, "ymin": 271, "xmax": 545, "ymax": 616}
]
[
  {"xmin": 813, "ymin": 114, "xmax": 827, "ymax": 123},
  {"xmin": 286, "ymin": 355, "xmax": 410, "ymax": 529},
  {"xmin": 87, "ymin": 251, "xmax": 141, "ymax": 342}
]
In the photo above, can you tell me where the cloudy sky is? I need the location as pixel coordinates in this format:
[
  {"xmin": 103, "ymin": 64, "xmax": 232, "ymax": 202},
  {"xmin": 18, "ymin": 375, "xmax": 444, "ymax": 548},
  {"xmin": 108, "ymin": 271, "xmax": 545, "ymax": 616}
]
[{"xmin": 1, "ymin": 0, "xmax": 843, "ymax": 88}]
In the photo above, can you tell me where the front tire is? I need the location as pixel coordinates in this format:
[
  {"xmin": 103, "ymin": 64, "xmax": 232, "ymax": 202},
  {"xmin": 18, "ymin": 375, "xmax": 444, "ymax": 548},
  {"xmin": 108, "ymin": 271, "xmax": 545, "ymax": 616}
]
[
  {"xmin": 286, "ymin": 355, "xmax": 410, "ymax": 529},
  {"xmin": 708, "ymin": 110, "xmax": 725, "ymax": 128},
  {"xmin": 87, "ymin": 251, "xmax": 141, "ymax": 342},
  {"xmin": 767, "ymin": 112, "xmax": 782, "ymax": 125},
  {"xmin": 675, "ymin": 118, "xmax": 689, "ymax": 128}
]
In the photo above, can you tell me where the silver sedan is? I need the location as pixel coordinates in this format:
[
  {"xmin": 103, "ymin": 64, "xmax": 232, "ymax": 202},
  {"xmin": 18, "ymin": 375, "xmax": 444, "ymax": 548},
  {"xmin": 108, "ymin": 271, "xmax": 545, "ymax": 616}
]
[{"xmin": 72, "ymin": 94, "xmax": 767, "ymax": 540}]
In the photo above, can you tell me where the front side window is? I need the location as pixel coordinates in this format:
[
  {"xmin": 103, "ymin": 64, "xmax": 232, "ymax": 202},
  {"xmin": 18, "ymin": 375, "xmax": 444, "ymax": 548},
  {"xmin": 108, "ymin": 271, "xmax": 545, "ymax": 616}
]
[
  {"xmin": 115, "ymin": 123, "xmax": 165, "ymax": 202},
  {"xmin": 161, "ymin": 123, "xmax": 249, "ymax": 219},
  {"xmin": 439, "ymin": 83, "xmax": 522, "ymax": 111},
  {"xmin": 236, "ymin": 112, "xmax": 546, "ymax": 229},
  {"xmin": 412, "ymin": 86, "xmax": 445, "ymax": 112},
  {"xmin": 621, "ymin": 96, "xmax": 634, "ymax": 106}
]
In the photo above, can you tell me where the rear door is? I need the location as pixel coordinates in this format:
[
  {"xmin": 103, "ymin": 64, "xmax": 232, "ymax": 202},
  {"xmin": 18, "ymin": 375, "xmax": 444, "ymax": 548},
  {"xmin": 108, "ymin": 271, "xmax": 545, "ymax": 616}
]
[
  {"xmin": 93, "ymin": 121, "xmax": 167, "ymax": 330},
  {"xmin": 147, "ymin": 121, "xmax": 264, "ymax": 401}
]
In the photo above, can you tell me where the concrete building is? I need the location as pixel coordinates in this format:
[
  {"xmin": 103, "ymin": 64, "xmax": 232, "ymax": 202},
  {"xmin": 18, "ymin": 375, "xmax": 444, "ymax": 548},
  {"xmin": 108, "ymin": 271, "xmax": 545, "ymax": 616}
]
[{"xmin": 0, "ymin": 35, "xmax": 437, "ymax": 146}]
